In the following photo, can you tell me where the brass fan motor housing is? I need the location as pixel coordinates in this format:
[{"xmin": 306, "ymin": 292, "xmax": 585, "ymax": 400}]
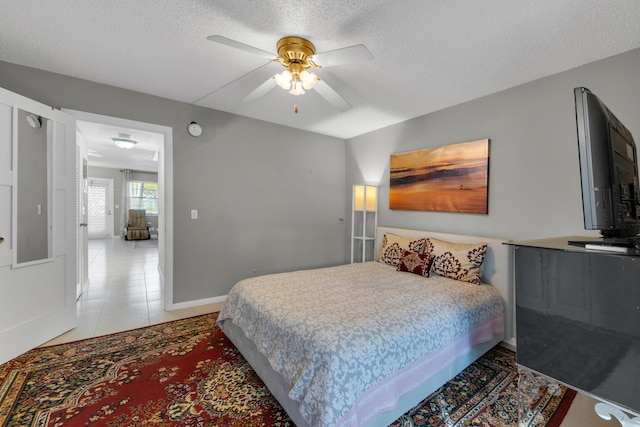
[{"xmin": 276, "ymin": 36, "xmax": 320, "ymax": 69}]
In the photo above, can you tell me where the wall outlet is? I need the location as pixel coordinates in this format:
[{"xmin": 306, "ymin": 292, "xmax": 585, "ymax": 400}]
[{"xmin": 191, "ymin": 209, "xmax": 198, "ymax": 220}]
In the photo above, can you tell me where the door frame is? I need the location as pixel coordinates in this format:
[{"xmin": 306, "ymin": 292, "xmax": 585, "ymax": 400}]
[
  {"xmin": 75, "ymin": 136, "xmax": 89, "ymax": 299},
  {"xmin": 64, "ymin": 110, "xmax": 174, "ymax": 310}
]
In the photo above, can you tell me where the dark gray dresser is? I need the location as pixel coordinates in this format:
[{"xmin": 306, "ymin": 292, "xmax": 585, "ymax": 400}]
[{"xmin": 510, "ymin": 236, "xmax": 640, "ymax": 415}]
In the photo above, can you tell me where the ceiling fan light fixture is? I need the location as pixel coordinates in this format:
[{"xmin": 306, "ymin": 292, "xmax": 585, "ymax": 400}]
[
  {"xmin": 270, "ymin": 36, "xmax": 323, "ymax": 97},
  {"xmin": 207, "ymin": 34, "xmax": 369, "ymax": 111},
  {"xmin": 274, "ymin": 70, "xmax": 292, "ymax": 90},
  {"xmin": 300, "ymin": 70, "xmax": 319, "ymax": 90},
  {"xmin": 112, "ymin": 134, "xmax": 138, "ymax": 149},
  {"xmin": 289, "ymin": 81, "xmax": 306, "ymax": 96}
]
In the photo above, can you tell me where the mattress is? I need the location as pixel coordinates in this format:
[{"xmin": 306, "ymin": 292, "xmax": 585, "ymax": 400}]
[{"xmin": 217, "ymin": 261, "xmax": 505, "ymax": 427}]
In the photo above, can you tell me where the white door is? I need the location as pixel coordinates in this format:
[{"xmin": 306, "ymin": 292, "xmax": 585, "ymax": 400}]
[
  {"xmin": 0, "ymin": 87, "xmax": 77, "ymax": 364},
  {"xmin": 75, "ymin": 137, "xmax": 89, "ymax": 299},
  {"xmin": 87, "ymin": 178, "xmax": 114, "ymax": 238}
]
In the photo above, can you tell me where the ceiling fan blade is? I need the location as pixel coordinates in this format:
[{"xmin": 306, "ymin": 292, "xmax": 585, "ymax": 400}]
[
  {"xmin": 244, "ymin": 77, "xmax": 277, "ymax": 103},
  {"xmin": 192, "ymin": 62, "xmax": 280, "ymax": 105},
  {"xmin": 314, "ymin": 80, "xmax": 351, "ymax": 112},
  {"xmin": 312, "ymin": 44, "xmax": 373, "ymax": 68},
  {"xmin": 207, "ymin": 35, "xmax": 275, "ymax": 59}
]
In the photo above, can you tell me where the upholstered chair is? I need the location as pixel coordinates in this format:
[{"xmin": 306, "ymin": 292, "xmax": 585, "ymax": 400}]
[{"xmin": 125, "ymin": 209, "xmax": 150, "ymax": 240}]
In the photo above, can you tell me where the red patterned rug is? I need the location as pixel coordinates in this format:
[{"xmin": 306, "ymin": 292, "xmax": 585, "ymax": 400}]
[
  {"xmin": 0, "ymin": 313, "xmax": 574, "ymax": 426},
  {"xmin": 390, "ymin": 345, "xmax": 576, "ymax": 427}
]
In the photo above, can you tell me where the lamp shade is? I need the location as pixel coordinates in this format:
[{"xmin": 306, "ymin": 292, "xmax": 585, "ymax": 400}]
[
  {"xmin": 300, "ymin": 70, "xmax": 319, "ymax": 90},
  {"xmin": 354, "ymin": 185, "xmax": 377, "ymax": 211},
  {"xmin": 289, "ymin": 81, "xmax": 306, "ymax": 96},
  {"xmin": 274, "ymin": 70, "xmax": 292, "ymax": 90}
]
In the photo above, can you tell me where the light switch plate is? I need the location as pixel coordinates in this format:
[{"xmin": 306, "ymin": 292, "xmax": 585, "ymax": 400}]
[{"xmin": 191, "ymin": 209, "xmax": 198, "ymax": 220}]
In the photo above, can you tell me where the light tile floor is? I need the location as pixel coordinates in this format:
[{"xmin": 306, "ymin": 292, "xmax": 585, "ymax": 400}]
[
  {"xmin": 561, "ymin": 392, "xmax": 619, "ymax": 426},
  {"xmin": 43, "ymin": 237, "xmax": 223, "ymax": 346},
  {"xmin": 42, "ymin": 238, "xmax": 618, "ymax": 426}
]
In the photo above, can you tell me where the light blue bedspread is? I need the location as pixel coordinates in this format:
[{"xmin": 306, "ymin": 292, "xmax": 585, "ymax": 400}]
[{"xmin": 217, "ymin": 261, "xmax": 504, "ymax": 427}]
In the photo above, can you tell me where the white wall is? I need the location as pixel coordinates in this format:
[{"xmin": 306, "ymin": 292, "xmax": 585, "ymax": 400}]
[{"xmin": 346, "ymin": 48, "xmax": 640, "ymax": 244}]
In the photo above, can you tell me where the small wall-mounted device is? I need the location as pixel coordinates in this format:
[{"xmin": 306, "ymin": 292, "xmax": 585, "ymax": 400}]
[
  {"xmin": 27, "ymin": 113, "xmax": 42, "ymax": 129},
  {"xmin": 187, "ymin": 121, "xmax": 202, "ymax": 137}
]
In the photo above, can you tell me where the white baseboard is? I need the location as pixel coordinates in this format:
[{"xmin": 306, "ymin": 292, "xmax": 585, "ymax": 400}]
[
  {"xmin": 165, "ymin": 295, "xmax": 227, "ymax": 311},
  {"xmin": 502, "ymin": 337, "xmax": 517, "ymax": 350}
]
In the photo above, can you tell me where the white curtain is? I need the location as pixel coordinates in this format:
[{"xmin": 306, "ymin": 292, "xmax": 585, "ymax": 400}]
[{"xmin": 120, "ymin": 169, "xmax": 132, "ymax": 238}]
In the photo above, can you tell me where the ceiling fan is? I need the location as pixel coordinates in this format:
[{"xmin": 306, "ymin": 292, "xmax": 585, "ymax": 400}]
[{"xmin": 206, "ymin": 35, "xmax": 373, "ymax": 112}]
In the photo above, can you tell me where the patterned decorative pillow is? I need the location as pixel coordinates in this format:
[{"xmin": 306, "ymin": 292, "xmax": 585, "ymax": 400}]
[
  {"xmin": 396, "ymin": 251, "xmax": 435, "ymax": 278},
  {"xmin": 376, "ymin": 233, "xmax": 426, "ymax": 267},
  {"xmin": 425, "ymin": 237, "xmax": 488, "ymax": 284}
]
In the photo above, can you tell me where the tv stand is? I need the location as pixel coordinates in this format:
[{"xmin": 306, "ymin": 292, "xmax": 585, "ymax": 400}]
[
  {"xmin": 567, "ymin": 235, "xmax": 640, "ymax": 252},
  {"xmin": 509, "ymin": 237, "xmax": 640, "ymax": 424}
]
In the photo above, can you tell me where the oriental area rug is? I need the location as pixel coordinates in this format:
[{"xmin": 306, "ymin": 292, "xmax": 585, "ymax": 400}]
[{"xmin": 0, "ymin": 313, "xmax": 575, "ymax": 427}]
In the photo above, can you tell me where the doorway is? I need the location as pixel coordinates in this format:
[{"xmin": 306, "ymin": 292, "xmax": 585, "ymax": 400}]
[{"xmin": 66, "ymin": 109, "xmax": 174, "ymax": 311}]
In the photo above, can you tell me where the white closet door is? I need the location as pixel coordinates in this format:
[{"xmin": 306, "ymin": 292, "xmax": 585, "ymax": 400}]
[{"xmin": 0, "ymin": 86, "xmax": 77, "ymax": 364}]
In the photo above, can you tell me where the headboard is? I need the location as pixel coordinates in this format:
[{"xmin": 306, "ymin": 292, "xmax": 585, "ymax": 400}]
[{"xmin": 376, "ymin": 226, "xmax": 515, "ymax": 346}]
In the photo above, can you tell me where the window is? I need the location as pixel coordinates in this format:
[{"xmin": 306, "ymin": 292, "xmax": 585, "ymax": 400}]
[{"xmin": 128, "ymin": 181, "xmax": 158, "ymax": 215}]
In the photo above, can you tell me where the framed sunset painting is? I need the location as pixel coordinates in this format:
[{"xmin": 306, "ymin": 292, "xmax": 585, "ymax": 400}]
[{"xmin": 390, "ymin": 139, "xmax": 490, "ymax": 214}]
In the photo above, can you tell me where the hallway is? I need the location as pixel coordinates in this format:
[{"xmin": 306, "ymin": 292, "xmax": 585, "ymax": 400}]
[{"xmin": 45, "ymin": 238, "xmax": 222, "ymax": 346}]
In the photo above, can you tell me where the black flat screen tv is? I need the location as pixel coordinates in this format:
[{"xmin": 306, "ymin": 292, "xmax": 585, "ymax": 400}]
[{"xmin": 574, "ymin": 87, "xmax": 640, "ymax": 241}]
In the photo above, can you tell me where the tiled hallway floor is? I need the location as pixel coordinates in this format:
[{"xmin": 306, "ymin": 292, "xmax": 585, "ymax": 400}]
[{"xmin": 44, "ymin": 237, "xmax": 222, "ymax": 346}]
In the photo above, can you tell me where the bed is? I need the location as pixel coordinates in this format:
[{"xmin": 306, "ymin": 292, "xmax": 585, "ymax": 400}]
[{"xmin": 217, "ymin": 226, "xmax": 514, "ymax": 427}]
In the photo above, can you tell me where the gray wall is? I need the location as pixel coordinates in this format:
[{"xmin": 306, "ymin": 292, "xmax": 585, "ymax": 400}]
[
  {"xmin": 173, "ymin": 117, "xmax": 346, "ymax": 302},
  {"xmin": 87, "ymin": 166, "xmax": 159, "ymax": 235},
  {"xmin": 346, "ymin": 48, "xmax": 640, "ymax": 243},
  {"xmin": 0, "ymin": 60, "xmax": 347, "ymax": 304}
]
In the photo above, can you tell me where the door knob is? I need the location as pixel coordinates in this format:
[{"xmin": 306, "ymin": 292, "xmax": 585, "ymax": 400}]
[{"xmin": 0, "ymin": 237, "xmax": 4, "ymax": 244}]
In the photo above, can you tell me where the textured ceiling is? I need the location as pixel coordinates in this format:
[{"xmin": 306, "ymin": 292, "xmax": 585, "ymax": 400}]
[
  {"xmin": 77, "ymin": 120, "xmax": 164, "ymax": 172},
  {"xmin": 2, "ymin": 0, "xmax": 640, "ymax": 148}
]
